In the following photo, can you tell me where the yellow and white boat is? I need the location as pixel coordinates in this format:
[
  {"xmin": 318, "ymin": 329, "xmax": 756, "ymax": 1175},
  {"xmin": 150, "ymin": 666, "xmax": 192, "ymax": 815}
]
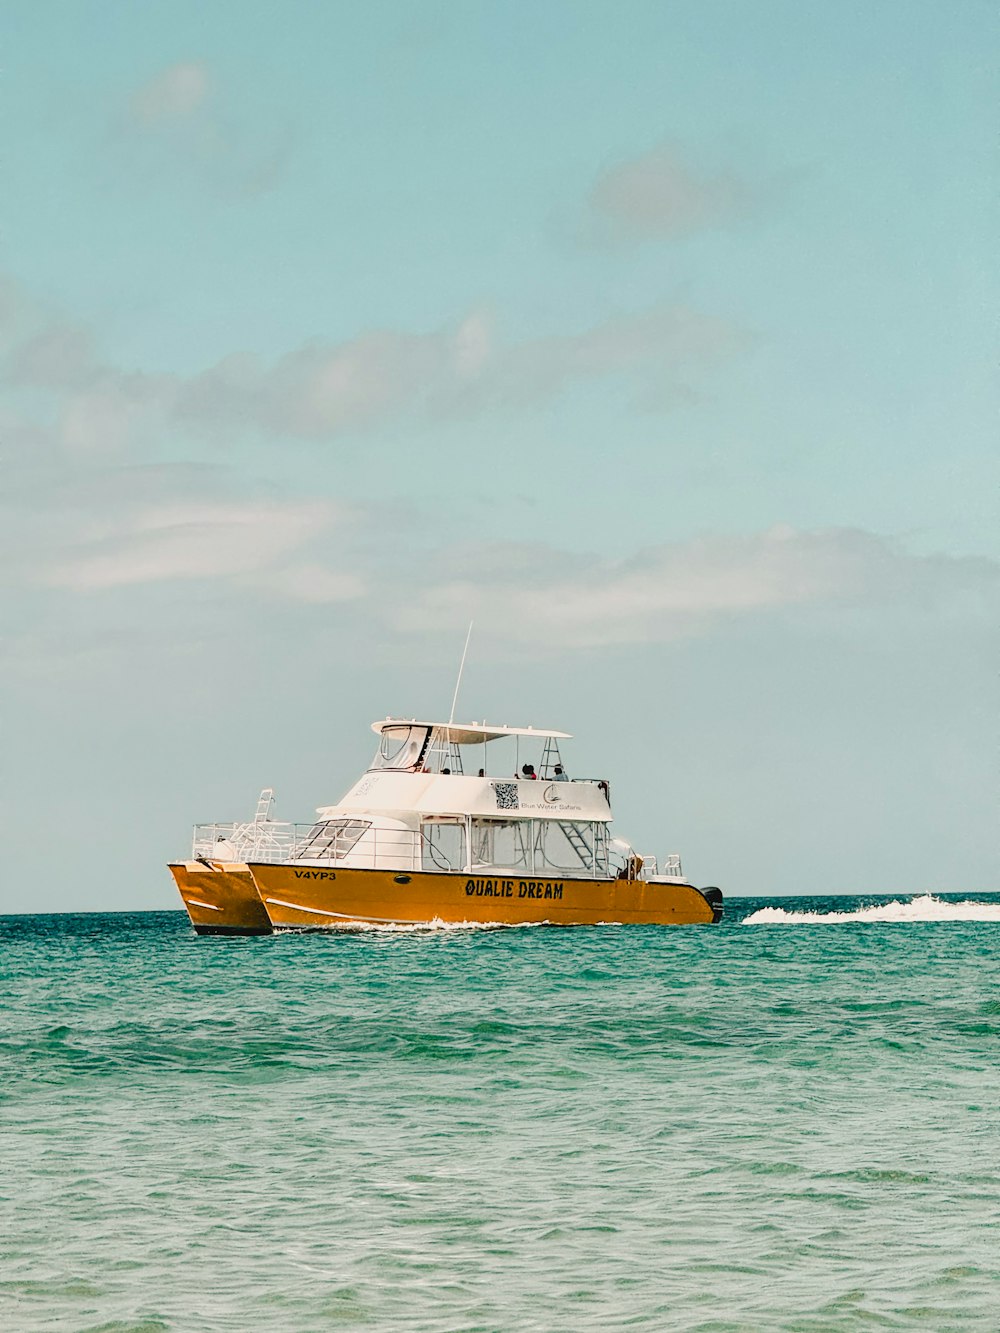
[{"xmin": 243, "ymin": 719, "xmax": 723, "ymax": 931}]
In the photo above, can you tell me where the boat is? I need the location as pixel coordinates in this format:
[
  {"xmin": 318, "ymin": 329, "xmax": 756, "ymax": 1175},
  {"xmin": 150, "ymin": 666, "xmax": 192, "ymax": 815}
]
[
  {"xmin": 169, "ymin": 789, "xmax": 295, "ymax": 935},
  {"xmin": 244, "ymin": 719, "xmax": 723, "ymax": 930}
]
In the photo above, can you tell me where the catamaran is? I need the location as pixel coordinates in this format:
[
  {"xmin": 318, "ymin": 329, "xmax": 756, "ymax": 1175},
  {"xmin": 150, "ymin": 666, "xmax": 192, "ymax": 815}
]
[{"xmin": 170, "ymin": 720, "xmax": 723, "ymax": 933}]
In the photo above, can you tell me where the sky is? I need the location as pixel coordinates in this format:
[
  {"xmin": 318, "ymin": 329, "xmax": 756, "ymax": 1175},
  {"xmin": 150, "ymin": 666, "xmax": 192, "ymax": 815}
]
[{"xmin": 1, "ymin": 0, "xmax": 997, "ymax": 910}]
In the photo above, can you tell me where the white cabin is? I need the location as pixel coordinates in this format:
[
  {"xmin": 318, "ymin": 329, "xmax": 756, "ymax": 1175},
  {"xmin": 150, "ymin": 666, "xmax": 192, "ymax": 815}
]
[{"xmin": 288, "ymin": 719, "xmax": 688, "ymax": 883}]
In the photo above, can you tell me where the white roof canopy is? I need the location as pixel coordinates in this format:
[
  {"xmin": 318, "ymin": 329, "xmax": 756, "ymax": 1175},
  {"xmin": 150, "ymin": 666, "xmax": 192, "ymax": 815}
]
[{"xmin": 371, "ymin": 718, "xmax": 572, "ymax": 745}]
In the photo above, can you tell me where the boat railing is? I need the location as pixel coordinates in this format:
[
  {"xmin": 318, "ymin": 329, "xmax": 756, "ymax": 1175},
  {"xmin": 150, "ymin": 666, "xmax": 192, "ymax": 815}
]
[
  {"xmin": 193, "ymin": 820, "xmax": 629, "ymax": 879},
  {"xmin": 192, "ymin": 821, "xmax": 310, "ymax": 864},
  {"xmin": 639, "ymin": 853, "xmax": 684, "ymax": 881}
]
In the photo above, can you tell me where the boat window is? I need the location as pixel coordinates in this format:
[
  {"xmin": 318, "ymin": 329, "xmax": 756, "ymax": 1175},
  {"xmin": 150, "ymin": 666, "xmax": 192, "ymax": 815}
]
[
  {"xmin": 467, "ymin": 817, "xmax": 611, "ymax": 877},
  {"xmin": 469, "ymin": 819, "xmax": 531, "ymax": 872},
  {"xmin": 421, "ymin": 821, "xmax": 467, "ymax": 872},
  {"xmin": 369, "ymin": 725, "xmax": 430, "ymax": 772},
  {"xmin": 533, "ymin": 820, "xmax": 596, "ymax": 873},
  {"xmin": 293, "ymin": 818, "xmax": 371, "ymax": 860}
]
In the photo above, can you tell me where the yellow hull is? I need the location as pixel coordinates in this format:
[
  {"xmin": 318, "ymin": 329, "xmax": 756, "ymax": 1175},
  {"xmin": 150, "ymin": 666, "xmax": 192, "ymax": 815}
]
[
  {"xmin": 169, "ymin": 862, "xmax": 272, "ymax": 935},
  {"xmin": 248, "ymin": 864, "xmax": 720, "ymax": 929}
]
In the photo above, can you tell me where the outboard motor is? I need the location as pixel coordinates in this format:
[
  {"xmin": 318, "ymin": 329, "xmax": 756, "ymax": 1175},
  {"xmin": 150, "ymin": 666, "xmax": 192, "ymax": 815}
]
[{"xmin": 699, "ymin": 886, "xmax": 724, "ymax": 923}]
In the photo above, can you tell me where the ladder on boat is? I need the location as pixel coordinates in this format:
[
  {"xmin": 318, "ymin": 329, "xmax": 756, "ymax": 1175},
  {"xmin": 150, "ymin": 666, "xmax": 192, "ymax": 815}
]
[
  {"xmin": 562, "ymin": 821, "xmax": 594, "ymax": 868},
  {"xmin": 539, "ymin": 735, "xmax": 563, "ymax": 778}
]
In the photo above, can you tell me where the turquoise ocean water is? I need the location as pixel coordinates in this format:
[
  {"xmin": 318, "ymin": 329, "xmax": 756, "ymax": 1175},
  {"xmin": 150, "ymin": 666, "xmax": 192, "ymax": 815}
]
[{"xmin": 2, "ymin": 895, "xmax": 1000, "ymax": 1332}]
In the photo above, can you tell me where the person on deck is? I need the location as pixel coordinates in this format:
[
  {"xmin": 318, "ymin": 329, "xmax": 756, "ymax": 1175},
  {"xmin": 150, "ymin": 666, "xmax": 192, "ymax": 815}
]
[
  {"xmin": 553, "ymin": 764, "xmax": 569, "ymax": 781},
  {"xmin": 521, "ymin": 763, "xmax": 537, "ymax": 779}
]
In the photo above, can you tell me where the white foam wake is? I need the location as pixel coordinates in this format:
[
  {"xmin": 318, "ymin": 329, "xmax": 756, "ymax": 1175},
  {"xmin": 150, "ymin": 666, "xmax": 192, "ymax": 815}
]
[{"xmin": 742, "ymin": 894, "xmax": 1000, "ymax": 925}]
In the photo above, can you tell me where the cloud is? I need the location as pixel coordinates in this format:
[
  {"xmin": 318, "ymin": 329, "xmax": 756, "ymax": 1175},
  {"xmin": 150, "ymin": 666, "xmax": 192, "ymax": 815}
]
[
  {"xmin": 118, "ymin": 60, "xmax": 293, "ymax": 198},
  {"xmin": 5, "ymin": 446, "xmax": 223, "ymax": 585},
  {"xmin": 395, "ymin": 527, "xmax": 1000, "ymax": 649},
  {"xmin": 0, "ymin": 444, "xmax": 355, "ymax": 600},
  {"xmin": 2, "ymin": 314, "xmax": 171, "ymax": 457},
  {"xmin": 1, "ymin": 275, "xmax": 743, "ymax": 448},
  {"xmin": 175, "ymin": 300, "xmax": 742, "ymax": 439},
  {"xmin": 253, "ymin": 562, "xmax": 366, "ymax": 604},
  {"xmin": 41, "ymin": 497, "xmax": 341, "ymax": 591},
  {"xmin": 1, "ymin": 306, "xmax": 173, "ymax": 456},
  {"xmin": 0, "ymin": 275, "xmax": 30, "ymax": 341},
  {"xmin": 488, "ymin": 302, "xmax": 738, "ymax": 408},
  {"xmin": 58, "ymin": 384, "xmax": 155, "ymax": 456},
  {"xmin": 175, "ymin": 330, "xmax": 451, "ymax": 438},
  {"xmin": 7, "ymin": 324, "xmax": 101, "ymax": 389},
  {"xmin": 130, "ymin": 62, "xmax": 210, "ymax": 125},
  {"xmin": 586, "ymin": 141, "xmax": 754, "ymax": 243}
]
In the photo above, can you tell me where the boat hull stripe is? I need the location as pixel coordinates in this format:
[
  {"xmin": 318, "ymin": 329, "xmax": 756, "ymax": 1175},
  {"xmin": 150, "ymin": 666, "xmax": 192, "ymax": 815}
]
[{"xmin": 263, "ymin": 896, "xmax": 428, "ymax": 926}]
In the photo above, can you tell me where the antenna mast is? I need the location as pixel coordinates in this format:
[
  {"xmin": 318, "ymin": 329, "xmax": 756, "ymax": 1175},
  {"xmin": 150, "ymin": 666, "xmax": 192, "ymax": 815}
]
[{"xmin": 448, "ymin": 621, "xmax": 474, "ymax": 725}]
